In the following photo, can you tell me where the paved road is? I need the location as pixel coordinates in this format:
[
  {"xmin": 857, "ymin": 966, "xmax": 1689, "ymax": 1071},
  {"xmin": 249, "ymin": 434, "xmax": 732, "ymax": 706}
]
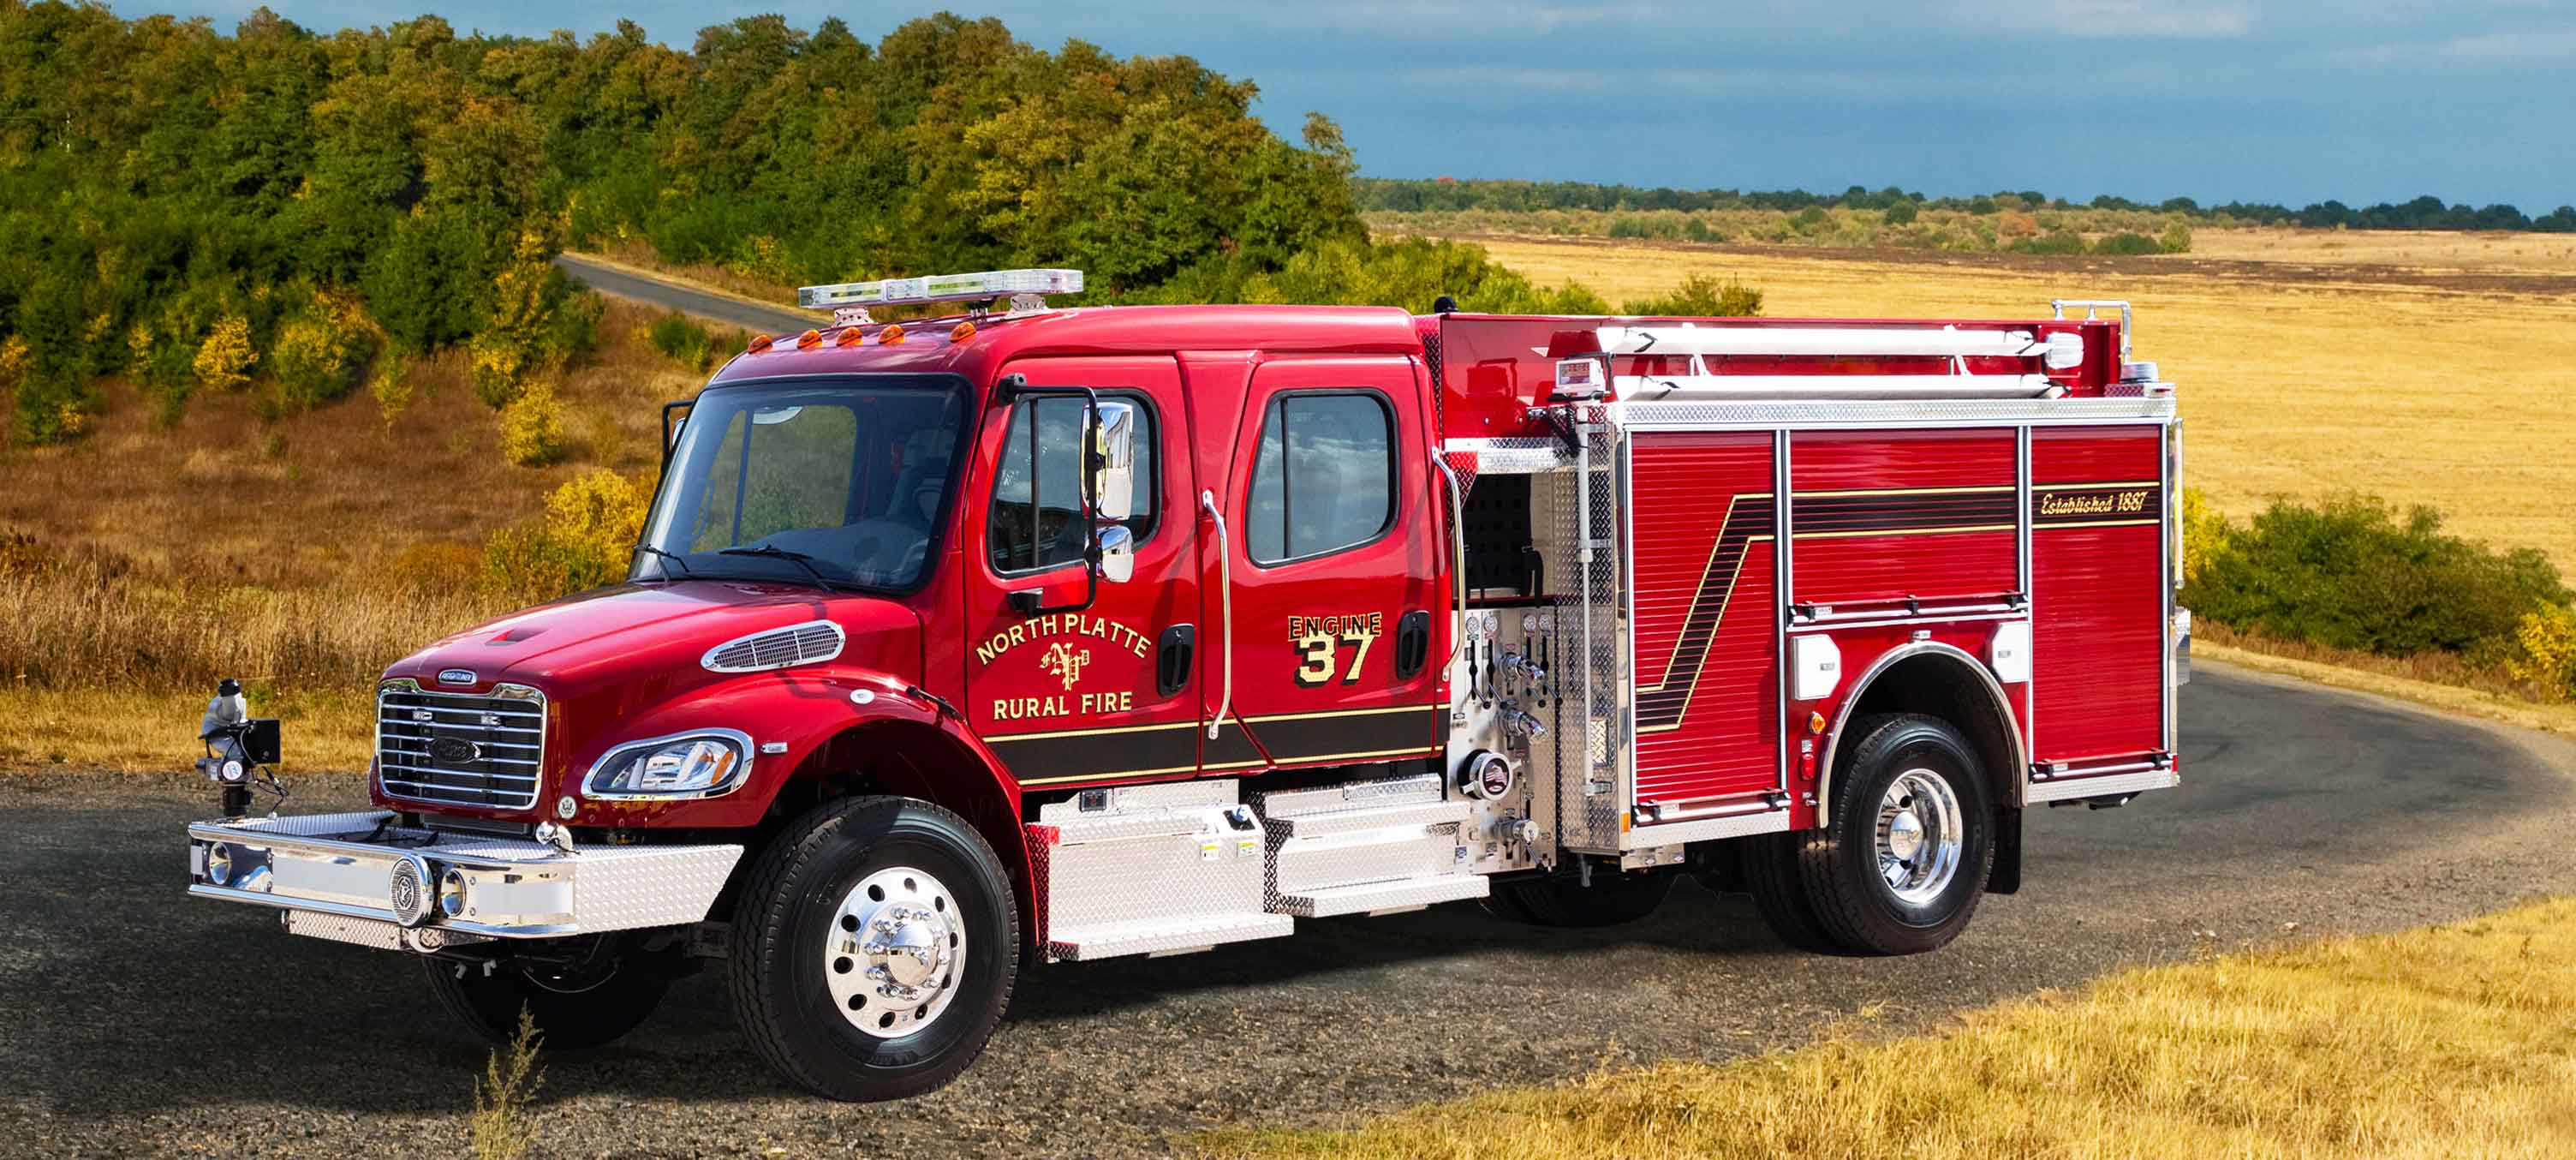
[
  {"xmin": 4, "ymin": 664, "xmax": 2572, "ymax": 1156},
  {"xmin": 552, "ymin": 253, "xmax": 818, "ymax": 336}
]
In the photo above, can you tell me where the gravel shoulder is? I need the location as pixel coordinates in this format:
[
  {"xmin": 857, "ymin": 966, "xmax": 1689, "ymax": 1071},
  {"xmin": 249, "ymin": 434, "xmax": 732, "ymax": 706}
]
[{"xmin": 5, "ymin": 662, "xmax": 2573, "ymax": 1157}]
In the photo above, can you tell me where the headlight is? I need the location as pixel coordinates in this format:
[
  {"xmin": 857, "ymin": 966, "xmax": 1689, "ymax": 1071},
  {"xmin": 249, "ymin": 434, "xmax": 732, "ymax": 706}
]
[{"xmin": 584, "ymin": 730, "xmax": 754, "ymax": 799}]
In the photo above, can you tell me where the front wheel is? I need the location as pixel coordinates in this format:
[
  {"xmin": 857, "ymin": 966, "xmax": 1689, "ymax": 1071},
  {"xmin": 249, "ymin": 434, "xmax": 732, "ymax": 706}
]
[
  {"xmin": 728, "ymin": 795, "xmax": 1019, "ymax": 1102},
  {"xmin": 1792, "ymin": 714, "xmax": 1995, "ymax": 955}
]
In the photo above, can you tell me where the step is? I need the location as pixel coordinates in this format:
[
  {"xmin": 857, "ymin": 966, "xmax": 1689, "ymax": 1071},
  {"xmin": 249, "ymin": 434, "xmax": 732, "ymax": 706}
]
[
  {"xmin": 1273, "ymin": 874, "xmax": 1489, "ymax": 918},
  {"xmin": 1264, "ymin": 798, "xmax": 1469, "ymax": 840},
  {"xmin": 1047, "ymin": 912, "xmax": 1294, "ymax": 961}
]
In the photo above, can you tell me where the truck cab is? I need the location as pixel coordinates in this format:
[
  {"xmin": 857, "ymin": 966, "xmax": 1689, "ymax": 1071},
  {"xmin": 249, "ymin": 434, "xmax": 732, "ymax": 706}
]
[{"xmin": 186, "ymin": 272, "xmax": 2185, "ymax": 1102}]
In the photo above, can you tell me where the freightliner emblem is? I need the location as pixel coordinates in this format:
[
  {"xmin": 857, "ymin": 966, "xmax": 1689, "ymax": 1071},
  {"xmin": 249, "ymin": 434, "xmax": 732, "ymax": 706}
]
[
  {"xmin": 437, "ymin": 668, "xmax": 476, "ymax": 685},
  {"xmin": 428, "ymin": 737, "xmax": 481, "ymax": 765}
]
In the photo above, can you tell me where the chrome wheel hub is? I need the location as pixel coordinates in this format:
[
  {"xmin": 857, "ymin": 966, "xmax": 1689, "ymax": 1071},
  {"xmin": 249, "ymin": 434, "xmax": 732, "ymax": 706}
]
[
  {"xmin": 1874, "ymin": 768, "xmax": 1963, "ymax": 906},
  {"xmin": 825, "ymin": 866, "xmax": 963, "ymax": 1038}
]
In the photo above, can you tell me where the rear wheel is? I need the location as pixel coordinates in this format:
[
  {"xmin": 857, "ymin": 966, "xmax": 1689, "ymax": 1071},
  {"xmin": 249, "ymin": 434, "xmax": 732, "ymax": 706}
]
[
  {"xmin": 423, "ymin": 941, "xmax": 673, "ymax": 1050},
  {"xmin": 1792, "ymin": 714, "xmax": 1995, "ymax": 955},
  {"xmin": 729, "ymin": 795, "xmax": 1018, "ymax": 1102},
  {"xmin": 1734, "ymin": 834, "xmax": 1840, "ymax": 953},
  {"xmin": 1483, "ymin": 870, "xmax": 1673, "ymax": 928}
]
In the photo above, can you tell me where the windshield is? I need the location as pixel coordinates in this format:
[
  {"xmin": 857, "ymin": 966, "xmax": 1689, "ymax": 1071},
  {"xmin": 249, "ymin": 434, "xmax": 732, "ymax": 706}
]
[{"xmin": 636, "ymin": 376, "xmax": 971, "ymax": 592}]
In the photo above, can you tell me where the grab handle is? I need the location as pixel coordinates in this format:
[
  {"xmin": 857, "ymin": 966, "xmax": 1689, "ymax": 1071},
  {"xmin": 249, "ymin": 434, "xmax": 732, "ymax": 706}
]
[{"xmin": 1198, "ymin": 490, "xmax": 1232, "ymax": 740}]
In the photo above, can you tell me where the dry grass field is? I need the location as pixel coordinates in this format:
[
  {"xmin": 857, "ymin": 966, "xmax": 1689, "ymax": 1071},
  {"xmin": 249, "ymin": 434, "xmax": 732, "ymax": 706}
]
[
  {"xmin": 1400, "ymin": 229, "xmax": 2576, "ymax": 572},
  {"xmin": 1214, "ymin": 896, "xmax": 2576, "ymax": 1157},
  {"xmin": 0, "ymin": 299, "xmax": 705, "ymax": 771}
]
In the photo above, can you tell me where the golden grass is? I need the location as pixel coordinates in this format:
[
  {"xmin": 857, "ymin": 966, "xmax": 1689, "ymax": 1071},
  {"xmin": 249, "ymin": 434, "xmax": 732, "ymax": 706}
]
[
  {"xmin": 2186, "ymin": 227, "xmax": 2576, "ymax": 273},
  {"xmin": 1210, "ymin": 898, "xmax": 2576, "ymax": 1158},
  {"xmin": 0, "ymin": 685, "xmax": 374, "ymax": 773},
  {"xmin": 0, "ymin": 297, "xmax": 697, "ymax": 592},
  {"xmin": 1422, "ymin": 233, "xmax": 2576, "ymax": 573}
]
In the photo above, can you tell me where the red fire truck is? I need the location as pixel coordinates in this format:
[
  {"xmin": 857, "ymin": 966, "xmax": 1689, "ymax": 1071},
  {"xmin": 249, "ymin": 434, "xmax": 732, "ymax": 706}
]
[{"xmin": 183, "ymin": 269, "xmax": 2185, "ymax": 1101}]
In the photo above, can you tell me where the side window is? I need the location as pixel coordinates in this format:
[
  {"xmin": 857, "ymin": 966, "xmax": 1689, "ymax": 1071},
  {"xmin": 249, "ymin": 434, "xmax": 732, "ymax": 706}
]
[
  {"xmin": 1246, "ymin": 392, "xmax": 1395, "ymax": 565},
  {"xmin": 986, "ymin": 394, "xmax": 1158, "ymax": 574}
]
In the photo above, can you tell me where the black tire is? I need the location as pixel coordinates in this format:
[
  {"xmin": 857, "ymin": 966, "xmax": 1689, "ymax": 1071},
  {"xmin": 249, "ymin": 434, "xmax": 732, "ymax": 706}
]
[
  {"xmin": 729, "ymin": 795, "xmax": 1018, "ymax": 1103},
  {"xmin": 1735, "ymin": 833, "xmax": 1840, "ymax": 954},
  {"xmin": 1483, "ymin": 870, "xmax": 1673, "ymax": 928},
  {"xmin": 422, "ymin": 942, "xmax": 672, "ymax": 1050},
  {"xmin": 1792, "ymin": 713, "xmax": 1995, "ymax": 955}
]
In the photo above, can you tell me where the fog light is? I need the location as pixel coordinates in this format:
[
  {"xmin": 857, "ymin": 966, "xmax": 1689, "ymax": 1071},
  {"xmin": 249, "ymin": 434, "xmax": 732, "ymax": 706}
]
[
  {"xmin": 206, "ymin": 843, "xmax": 235, "ymax": 886},
  {"xmin": 438, "ymin": 867, "xmax": 469, "ymax": 919}
]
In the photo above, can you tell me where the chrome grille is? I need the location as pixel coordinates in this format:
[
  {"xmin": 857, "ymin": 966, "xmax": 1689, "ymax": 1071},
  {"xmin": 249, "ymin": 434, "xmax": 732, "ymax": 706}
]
[
  {"xmin": 377, "ymin": 686, "xmax": 546, "ymax": 810},
  {"xmin": 701, "ymin": 622, "xmax": 845, "ymax": 673}
]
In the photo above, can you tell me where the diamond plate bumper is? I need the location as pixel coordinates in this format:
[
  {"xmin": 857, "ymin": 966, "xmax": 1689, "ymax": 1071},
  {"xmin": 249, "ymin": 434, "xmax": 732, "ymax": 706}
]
[{"xmin": 187, "ymin": 810, "xmax": 742, "ymax": 942}]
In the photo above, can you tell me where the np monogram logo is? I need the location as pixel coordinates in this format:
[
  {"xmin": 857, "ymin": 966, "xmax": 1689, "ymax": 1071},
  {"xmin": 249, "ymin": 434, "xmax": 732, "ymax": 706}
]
[
  {"xmin": 437, "ymin": 668, "xmax": 477, "ymax": 686},
  {"xmin": 1038, "ymin": 642, "xmax": 1093, "ymax": 691}
]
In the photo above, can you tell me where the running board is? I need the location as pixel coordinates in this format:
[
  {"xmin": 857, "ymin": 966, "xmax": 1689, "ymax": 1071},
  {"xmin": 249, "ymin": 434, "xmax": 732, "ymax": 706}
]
[{"xmin": 1046, "ymin": 912, "xmax": 1295, "ymax": 961}]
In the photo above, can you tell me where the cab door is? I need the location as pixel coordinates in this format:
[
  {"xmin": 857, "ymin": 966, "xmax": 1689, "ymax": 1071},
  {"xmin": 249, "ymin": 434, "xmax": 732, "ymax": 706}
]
[
  {"xmin": 962, "ymin": 356, "xmax": 1202, "ymax": 792},
  {"xmin": 1202, "ymin": 356, "xmax": 1445, "ymax": 775}
]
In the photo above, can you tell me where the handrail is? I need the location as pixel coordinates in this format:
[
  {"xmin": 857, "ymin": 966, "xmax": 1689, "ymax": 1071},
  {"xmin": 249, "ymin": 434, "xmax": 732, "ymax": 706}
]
[
  {"xmin": 1198, "ymin": 490, "xmax": 1232, "ymax": 740},
  {"xmin": 1434, "ymin": 457, "xmax": 1468, "ymax": 666}
]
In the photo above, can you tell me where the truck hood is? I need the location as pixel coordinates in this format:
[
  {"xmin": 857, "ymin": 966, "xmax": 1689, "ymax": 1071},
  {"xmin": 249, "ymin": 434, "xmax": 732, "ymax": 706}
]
[{"xmin": 385, "ymin": 581, "xmax": 925, "ymax": 699}]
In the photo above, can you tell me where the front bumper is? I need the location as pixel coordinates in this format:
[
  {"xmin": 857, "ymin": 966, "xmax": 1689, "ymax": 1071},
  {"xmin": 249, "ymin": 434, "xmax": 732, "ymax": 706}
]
[{"xmin": 188, "ymin": 810, "xmax": 742, "ymax": 951}]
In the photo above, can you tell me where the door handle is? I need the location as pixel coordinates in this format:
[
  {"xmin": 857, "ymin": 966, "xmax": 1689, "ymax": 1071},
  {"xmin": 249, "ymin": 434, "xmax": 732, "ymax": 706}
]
[
  {"xmin": 1157, "ymin": 625, "xmax": 1196, "ymax": 697},
  {"xmin": 1198, "ymin": 490, "xmax": 1231, "ymax": 740},
  {"xmin": 1394, "ymin": 609, "xmax": 1432, "ymax": 680}
]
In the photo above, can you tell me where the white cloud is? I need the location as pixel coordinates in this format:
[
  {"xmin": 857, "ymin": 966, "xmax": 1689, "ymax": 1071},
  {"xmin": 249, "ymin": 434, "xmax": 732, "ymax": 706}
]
[{"xmin": 1969, "ymin": 1, "xmax": 2252, "ymax": 38}]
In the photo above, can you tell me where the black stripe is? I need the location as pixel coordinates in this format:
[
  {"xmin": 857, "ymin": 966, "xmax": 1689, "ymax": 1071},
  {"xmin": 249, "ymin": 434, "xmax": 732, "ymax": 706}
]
[
  {"xmin": 1637, "ymin": 494, "xmax": 1771, "ymax": 732},
  {"xmin": 1792, "ymin": 491, "xmax": 2017, "ymax": 535},
  {"xmin": 992, "ymin": 706, "xmax": 1444, "ymax": 784},
  {"xmin": 988, "ymin": 724, "xmax": 1200, "ymax": 782},
  {"xmin": 1240, "ymin": 706, "xmax": 1442, "ymax": 766}
]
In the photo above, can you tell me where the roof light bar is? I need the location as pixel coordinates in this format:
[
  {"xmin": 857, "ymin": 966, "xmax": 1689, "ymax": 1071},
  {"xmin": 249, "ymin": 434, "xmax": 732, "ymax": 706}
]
[{"xmin": 797, "ymin": 268, "xmax": 1083, "ymax": 310}]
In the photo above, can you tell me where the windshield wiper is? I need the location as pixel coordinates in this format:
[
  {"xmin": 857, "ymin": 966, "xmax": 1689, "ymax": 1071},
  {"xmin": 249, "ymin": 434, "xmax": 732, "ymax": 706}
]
[
  {"xmin": 632, "ymin": 543, "xmax": 692, "ymax": 578},
  {"xmin": 718, "ymin": 545, "xmax": 841, "ymax": 590}
]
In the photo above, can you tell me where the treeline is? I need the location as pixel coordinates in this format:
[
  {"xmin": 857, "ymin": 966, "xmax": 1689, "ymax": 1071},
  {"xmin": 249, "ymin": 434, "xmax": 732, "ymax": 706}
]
[
  {"xmin": 1357, "ymin": 178, "xmax": 2576, "ymax": 234},
  {"xmin": 0, "ymin": 6, "xmax": 1369, "ymax": 446}
]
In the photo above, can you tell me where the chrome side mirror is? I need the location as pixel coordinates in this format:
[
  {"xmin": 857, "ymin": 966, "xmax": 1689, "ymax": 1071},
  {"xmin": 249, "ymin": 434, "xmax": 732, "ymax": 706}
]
[
  {"xmin": 1089, "ymin": 400, "xmax": 1136, "ymax": 523},
  {"xmin": 1095, "ymin": 523, "xmax": 1135, "ymax": 584}
]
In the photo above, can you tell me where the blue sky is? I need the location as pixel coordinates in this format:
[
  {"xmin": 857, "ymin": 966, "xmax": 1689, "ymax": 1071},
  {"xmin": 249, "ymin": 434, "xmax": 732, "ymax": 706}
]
[{"xmin": 154, "ymin": 2, "xmax": 2576, "ymax": 209}]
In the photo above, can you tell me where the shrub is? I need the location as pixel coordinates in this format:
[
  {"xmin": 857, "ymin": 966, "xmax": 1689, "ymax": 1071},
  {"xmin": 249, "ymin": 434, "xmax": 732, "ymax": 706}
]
[
  {"xmin": 1881, "ymin": 200, "xmax": 1917, "ymax": 226},
  {"xmin": 2091, "ymin": 232, "xmax": 2162, "ymax": 255},
  {"xmin": 647, "ymin": 312, "xmax": 716, "ymax": 369},
  {"xmin": 2190, "ymin": 496, "xmax": 2569, "ymax": 658},
  {"xmin": 2159, "ymin": 221, "xmax": 2194, "ymax": 254},
  {"xmin": 2507, "ymin": 604, "xmax": 2576, "ymax": 698},
  {"xmin": 1622, "ymin": 273, "xmax": 1763, "ymax": 318},
  {"xmin": 192, "ymin": 316, "xmax": 256, "ymax": 393},
  {"xmin": 2007, "ymin": 230, "xmax": 2087, "ymax": 255},
  {"xmin": 480, "ymin": 469, "xmax": 653, "ymax": 602},
  {"xmin": 270, "ymin": 311, "xmax": 363, "ymax": 409},
  {"xmin": 2179, "ymin": 487, "xmax": 2229, "ymax": 587},
  {"xmin": 369, "ymin": 359, "xmax": 414, "ymax": 424},
  {"xmin": 497, "ymin": 382, "xmax": 568, "ymax": 466}
]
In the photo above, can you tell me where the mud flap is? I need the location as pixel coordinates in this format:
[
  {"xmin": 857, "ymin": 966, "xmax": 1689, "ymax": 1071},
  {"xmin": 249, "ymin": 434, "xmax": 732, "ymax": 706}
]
[{"xmin": 1985, "ymin": 805, "xmax": 2022, "ymax": 894}]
